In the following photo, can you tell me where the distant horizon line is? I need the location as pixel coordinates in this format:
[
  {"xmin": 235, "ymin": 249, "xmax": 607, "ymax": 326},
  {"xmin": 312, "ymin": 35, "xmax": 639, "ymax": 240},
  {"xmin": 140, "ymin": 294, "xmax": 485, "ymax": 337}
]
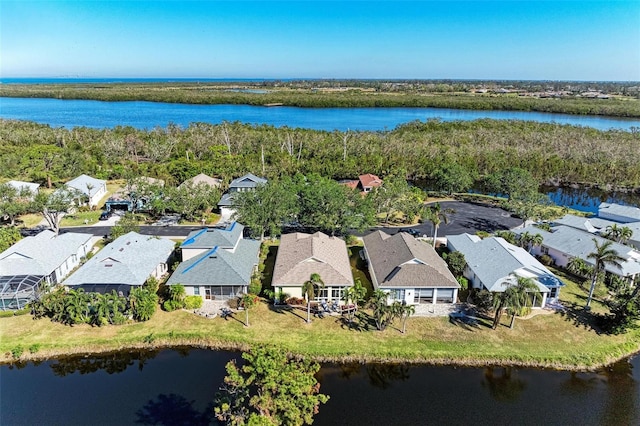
[{"xmin": 2, "ymin": 77, "xmax": 639, "ymax": 84}]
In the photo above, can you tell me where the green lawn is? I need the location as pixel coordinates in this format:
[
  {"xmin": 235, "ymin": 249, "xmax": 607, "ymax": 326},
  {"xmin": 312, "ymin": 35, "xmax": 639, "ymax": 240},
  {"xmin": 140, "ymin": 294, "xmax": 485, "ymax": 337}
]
[
  {"xmin": 60, "ymin": 211, "xmax": 102, "ymax": 227},
  {"xmin": 2, "ymin": 249, "xmax": 638, "ymax": 370}
]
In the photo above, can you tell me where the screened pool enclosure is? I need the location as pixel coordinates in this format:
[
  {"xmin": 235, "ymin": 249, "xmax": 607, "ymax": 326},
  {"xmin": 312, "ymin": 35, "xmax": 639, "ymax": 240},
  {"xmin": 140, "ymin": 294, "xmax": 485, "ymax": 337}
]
[{"xmin": 0, "ymin": 274, "xmax": 44, "ymax": 310}]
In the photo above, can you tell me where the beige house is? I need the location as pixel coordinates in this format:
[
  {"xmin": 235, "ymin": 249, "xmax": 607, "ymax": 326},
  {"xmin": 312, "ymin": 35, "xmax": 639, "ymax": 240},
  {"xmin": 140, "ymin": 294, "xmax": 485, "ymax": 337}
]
[
  {"xmin": 179, "ymin": 173, "xmax": 222, "ymax": 189},
  {"xmin": 272, "ymin": 232, "xmax": 354, "ymax": 302}
]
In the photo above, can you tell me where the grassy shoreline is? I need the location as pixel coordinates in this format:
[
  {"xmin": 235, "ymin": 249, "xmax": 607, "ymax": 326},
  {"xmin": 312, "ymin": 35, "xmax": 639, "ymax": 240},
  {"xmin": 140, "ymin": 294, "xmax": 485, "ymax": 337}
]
[
  {"xmin": 2, "ymin": 83, "xmax": 639, "ymax": 118},
  {"xmin": 2, "ymin": 301, "xmax": 640, "ymax": 372}
]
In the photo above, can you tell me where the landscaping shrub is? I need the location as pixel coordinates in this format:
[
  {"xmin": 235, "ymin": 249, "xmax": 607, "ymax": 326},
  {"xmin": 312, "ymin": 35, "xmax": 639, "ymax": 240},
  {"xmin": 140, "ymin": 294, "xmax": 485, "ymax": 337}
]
[
  {"xmin": 11, "ymin": 346, "xmax": 23, "ymax": 359},
  {"xmin": 0, "ymin": 310, "xmax": 15, "ymax": 318},
  {"xmin": 470, "ymin": 289, "xmax": 494, "ymax": 314},
  {"xmin": 285, "ymin": 297, "xmax": 305, "ymax": 306},
  {"xmin": 227, "ymin": 298, "xmax": 240, "ymax": 310},
  {"xmin": 538, "ymin": 254, "xmax": 554, "ymax": 266},
  {"xmin": 163, "ymin": 300, "xmax": 182, "ymax": 312},
  {"xmin": 248, "ymin": 279, "xmax": 262, "ymax": 295},
  {"xmin": 457, "ymin": 276, "xmax": 469, "ymax": 291},
  {"xmin": 28, "ymin": 343, "xmax": 41, "ymax": 354},
  {"xmin": 14, "ymin": 307, "xmax": 30, "ymax": 316},
  {"xmin": 184, "ymin": 295, "xmax": 203, "ymax": 309}
]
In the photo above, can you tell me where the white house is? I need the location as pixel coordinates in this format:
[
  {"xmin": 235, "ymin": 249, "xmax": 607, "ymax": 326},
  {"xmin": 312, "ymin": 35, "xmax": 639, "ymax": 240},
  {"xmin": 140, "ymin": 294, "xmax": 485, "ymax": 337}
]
[
  {"xmin": 515, "ymin": 225, "xmax": 640, "ymax": 283},
  {"xmin": 64, "ymin": 232, "xmax": 174, "ymax": 296},
  {"xmin": 447, "ymin": 234, "xmax": 563, "ymax": 307},
  {"xmin": 66, "ymin": 174, "xmax": 107, "ymax": 208},
  {"xmin": 0, "ymin": 230, "xmax": 94, "ymax": 310},
  {"xmin": 5, "ymin": 180, "xmax": 40, "ymax": 199},
  {"xmin": 217, "ymin": 173, "xmax": 267, "ymax": 219}
]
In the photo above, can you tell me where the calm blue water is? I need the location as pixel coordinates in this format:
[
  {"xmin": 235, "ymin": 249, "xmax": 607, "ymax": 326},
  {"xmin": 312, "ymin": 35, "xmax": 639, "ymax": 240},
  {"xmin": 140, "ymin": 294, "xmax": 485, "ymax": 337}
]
[
  {"xmin": 1, "ymin": 349, "xmax": 639, "ymax": 426},
  {"xmin": 1, "ymin": 97, "xmax": 638, "ymax": 131}
]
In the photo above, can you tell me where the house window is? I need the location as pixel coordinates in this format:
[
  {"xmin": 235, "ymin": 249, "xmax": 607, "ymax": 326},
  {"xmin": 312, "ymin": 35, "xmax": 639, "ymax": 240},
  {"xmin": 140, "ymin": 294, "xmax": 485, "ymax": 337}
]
[
  {"xmin": 331, "ymin": 288, "xmax": 342, "ymax": 300},
  {"xmin": 390, "ymin": 289, "xmax": 405, "ymax": 301},
  {"xmin": 194, "ymin": 287, "xmax": 200, "ymax": 296},
  {"xmin": 542, "ymin": 246, "xmax": 549, "ymax": 255},
  {"xmin": 317, "ymin": 288, "xmax": 328, "ymax": 300},
  {"xmin": 414, "ymin": 288, "xmax": 433, "ymax": 303}
]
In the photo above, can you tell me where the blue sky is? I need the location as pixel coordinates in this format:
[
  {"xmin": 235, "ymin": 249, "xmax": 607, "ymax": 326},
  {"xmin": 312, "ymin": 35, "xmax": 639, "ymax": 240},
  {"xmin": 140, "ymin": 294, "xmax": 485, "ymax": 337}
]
[{"xmin": 1, "ymin": 1, "xmax": 639, "ymax": 81}]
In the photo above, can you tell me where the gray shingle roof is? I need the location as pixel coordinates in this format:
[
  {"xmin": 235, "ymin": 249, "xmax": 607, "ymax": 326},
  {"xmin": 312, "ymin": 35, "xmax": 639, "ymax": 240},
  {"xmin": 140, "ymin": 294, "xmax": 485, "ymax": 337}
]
[
  {"xmin": 0, "ymin": 230, "xmax": 93, "ymax": 276},
  {"xmin": 181, "ymin": 222, "xmax": 243, "ymax": 249},
  {"xmin": 217, "ymin": 193, "xmax": 234, "ymax": 207},
  {"xmin": 515, "ymin": 225, "xmax": 640, "ymax": 277},
  {"xmin": 447, "ymin": 234, "xmax": 559, "ymax": 293},
  {"xmin": 167, "ymin": 239, "xmax": 260, "ymax": 286},
  {"xmin": 229, "ymin": 173, "xmax": 267, "ymax": 189},
  {"xmin": 272, "ymin": 232, "xmax": 354, "ymax": 287},
  {"xmin": 64, "ymin": 232, "xmax": 174, "ymax": 286},
  {"xmin": 599, "ymin": 202, "xmax": 640, "ymax": 223},
  {"xmin": 6, "ymin": 180, "xmax": 39, "ymax": 193},
  {"xmin": 363, "ymin": 231, "xmax": 458, "ymax": 289},
  {"xmin": 66, "ymin": 174, "xmax": 106, "ymax": 198}
]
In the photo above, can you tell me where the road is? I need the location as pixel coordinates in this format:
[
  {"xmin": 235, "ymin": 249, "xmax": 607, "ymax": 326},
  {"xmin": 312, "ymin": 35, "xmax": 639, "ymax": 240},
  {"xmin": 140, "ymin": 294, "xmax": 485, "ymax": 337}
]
[{"xmin": 60, "ymin": 201, "xmax": 521, "ymax": 239}]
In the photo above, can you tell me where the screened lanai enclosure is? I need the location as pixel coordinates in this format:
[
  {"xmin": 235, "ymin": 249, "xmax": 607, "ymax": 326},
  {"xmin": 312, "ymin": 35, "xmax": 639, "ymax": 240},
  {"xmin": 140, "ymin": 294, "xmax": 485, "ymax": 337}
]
[{"xmin": 0, "ymin": 274, "xmax": 44, "ymax": 310}]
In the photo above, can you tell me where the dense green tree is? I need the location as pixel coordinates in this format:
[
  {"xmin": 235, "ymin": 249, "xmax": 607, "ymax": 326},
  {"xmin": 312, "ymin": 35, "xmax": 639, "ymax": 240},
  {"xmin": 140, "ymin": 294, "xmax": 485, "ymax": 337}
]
[
  {"xmin": 109, "ymin": 213, "xmax": 141, "ymax": 241},
  {"xmin": 214, "ymin": 345, "xmax": 329, "ymax": 426},
  {"xmin": 431, "ymin": 162, "xmax": 475, "ymax": 194},
  {"xmin": 233, "ymin": 179, "xmax": 298, "ymax": 240},
  {"xmin": 494, "ymin": 230, "xmax": 517, "ymax": 245},
  {"xmin": 586, "ymin": 239, "xmax": 625, "ymax": 309},
  {"xmin": 0, "ymin": 184, "xmax": 33, "ymax": 226},
  {"xmin": 445, "ymin": 251, "xmax": 467, "ymax": 277},
  {"xmin": 0, "ymin": 226, "xmax": 21, "ymax": 252},
  {"xmin": 32, "ymin": 187, "xmax": 80, "ymax": 234}
]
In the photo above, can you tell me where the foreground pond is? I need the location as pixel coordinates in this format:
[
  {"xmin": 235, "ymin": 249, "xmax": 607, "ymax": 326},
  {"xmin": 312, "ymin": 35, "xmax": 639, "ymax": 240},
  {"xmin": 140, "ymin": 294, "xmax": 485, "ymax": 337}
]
[{"xmin": 1, "ymin": 349, "xmax": 639, "ymax": 425}]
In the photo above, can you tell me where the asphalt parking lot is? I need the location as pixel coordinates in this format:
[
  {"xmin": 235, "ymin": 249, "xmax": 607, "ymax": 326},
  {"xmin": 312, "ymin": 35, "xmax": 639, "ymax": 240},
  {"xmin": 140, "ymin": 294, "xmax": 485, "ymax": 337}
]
[{"xmin": 382, "ymin": 200, "xmax": 523, "ymax": 238}]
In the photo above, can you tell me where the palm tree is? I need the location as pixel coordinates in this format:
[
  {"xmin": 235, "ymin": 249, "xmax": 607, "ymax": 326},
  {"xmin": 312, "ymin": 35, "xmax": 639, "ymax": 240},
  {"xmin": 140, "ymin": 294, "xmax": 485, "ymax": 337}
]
[
  {"xmin": 517, "ymin": 231, "xmax": 532, "ymax": 249},
  {"xmin": 585, "ymin": 238, "xmax": 624, "ymax": 309},
  {"xmin": 302, "ymin": 273, "xmax": 324, "ymax": 323},
  {"xmin": 493, "ymin": 275, "xmax": 540, "ymax": 329},
  {"xmin": 619, "ymin": 226, "xmax": 633, "ymax": 244},
  {"xmin": 398, "ymin": 303, "xmax": 416, "ymax": 334},
  {"xmin": 423, "ymin": 202, "xmax": 455, "ymax": 248}
]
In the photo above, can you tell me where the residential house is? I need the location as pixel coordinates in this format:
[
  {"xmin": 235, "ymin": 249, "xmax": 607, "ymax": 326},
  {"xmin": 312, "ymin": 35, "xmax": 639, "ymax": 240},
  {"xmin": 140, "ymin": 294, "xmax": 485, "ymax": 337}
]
[
  {"xmin": 554, "ymin": 213, "xmax": 640, "ymax": 250},
  {"xmin": 0, "ymin": 230, "xmax": 94, "ymax": 310},
  {"xmin": 217, "ymin": 173, "xmax": 267, "ymax": 218},
  {"xmin": 362, "ymin": 230, "xmax": 459, "ymax": 306},
  {"xmin": 65, "ymin": 174, "xmax": 107, "ymax": 208},
  {"xmin": 515, "ymin": 225, "xmax": 640, "ymax": 283},
  {"xmin": 598, "ymin": 202, "xmax": 640, "ymax": 223},
  {"xmin": 179, "ymin": 173, "xmax": 222, "ymax": 189},
  {"xmin": 340, "ymin": 173, "xmax": 383, "ymax": 194},
  {"xmin": 447, "ymin": 234, "xmax": 563, "ymax": 307},
  {"xmin": 272, "ymin": 232, "xmax": 353, "ymax": 302},
  {"xmin": 167, "ymin": 222, "xmax": 260, "ymax": 300},
  {"xmin": 5, "ymin": 180, "xmax": 40, "ymax": 199},
  {"xmin": 64, "ymin": 232, "xmax": 174, "ymax": 296}
]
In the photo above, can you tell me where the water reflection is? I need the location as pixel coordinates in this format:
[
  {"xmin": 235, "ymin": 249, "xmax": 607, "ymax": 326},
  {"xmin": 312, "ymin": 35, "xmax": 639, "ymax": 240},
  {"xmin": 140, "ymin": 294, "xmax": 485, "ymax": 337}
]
[
  {"xmin": 1, "ymin": 349, "xmax": 639, "ymax": 426},
  {"xmin": 543, "ymin": 186, "xmax": 640, "ymax": 214},
  {"xmin": 482, "ymin": 367, "xmax": 526, "ymax": 402},
  {"xmin": 49, "ymin": 349, "xmax": 160, "ymax": 376},
  {"xmin": 136, "ymin": 393, "xmax": 213, "ymax": 426}
]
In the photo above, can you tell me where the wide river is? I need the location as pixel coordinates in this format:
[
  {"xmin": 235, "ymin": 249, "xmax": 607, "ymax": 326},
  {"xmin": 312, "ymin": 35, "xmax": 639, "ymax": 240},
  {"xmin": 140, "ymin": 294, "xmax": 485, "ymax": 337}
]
[
  {"xmin": 1, "ymin": 97, "xmax": 639, "ymax": 131},
  {"xmin": 1, "ymin": 348, "xmax": 639, "ymax": 426}
]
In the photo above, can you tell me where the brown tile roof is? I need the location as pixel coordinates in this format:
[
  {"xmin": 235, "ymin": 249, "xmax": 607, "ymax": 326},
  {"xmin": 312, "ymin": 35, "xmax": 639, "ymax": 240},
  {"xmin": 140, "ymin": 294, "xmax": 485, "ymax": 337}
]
[
  {"xmin": 339, "ymin": 180, "xmax": 359, "ymax": 190},
  {"xmin": 272, "ymin": 232, "xmax": 354, "ymax": 287},
  {"xmin": 359, "ymin": 174, "xmax": 383, "ymax": 189},
  {"xmin": 363, "ymin": 231, "xmax": 459, "ymax": 288}
]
